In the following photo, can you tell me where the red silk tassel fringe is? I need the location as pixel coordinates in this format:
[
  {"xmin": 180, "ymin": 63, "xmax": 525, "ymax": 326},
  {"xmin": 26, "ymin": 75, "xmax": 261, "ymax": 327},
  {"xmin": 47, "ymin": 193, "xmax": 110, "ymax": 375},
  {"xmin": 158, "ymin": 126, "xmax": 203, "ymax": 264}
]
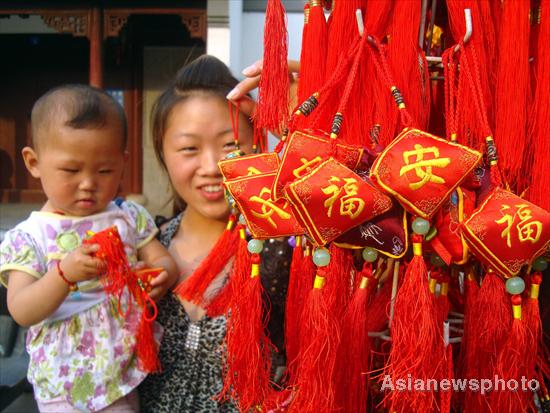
[
  {"xmin": 175, "ymin": 215, "xmax": 238, "ymax": 305},
  {"xmin": 206, "ymin": 224, "xmax": 249, "ymax": 317},
  {"xmin": 288, "ymin": 268, "xmax": 340, "ymax": 413},
  {"xmin": 383, "ymin": 234, "xmax": 443, "ymax": 413},
  {"xmin": 255, "ymin": 0, "xmax": 289, "ymax": 135},
  {"xmin": 335, "ymin": 262, "xmax": 376, "ymax": 413},
  {"xmin": 526, "ymin": 0, "xmax": 550, "ymax": 210},
  {"xmin": 220, "ymin": 252, "xmax": 273, "ymax": 412}
]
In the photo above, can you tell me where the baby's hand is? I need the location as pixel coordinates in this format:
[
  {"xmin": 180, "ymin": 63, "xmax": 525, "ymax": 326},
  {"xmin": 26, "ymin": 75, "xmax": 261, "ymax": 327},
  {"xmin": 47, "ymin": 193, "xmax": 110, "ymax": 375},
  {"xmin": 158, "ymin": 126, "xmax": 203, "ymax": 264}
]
[
  {"xmin": 59, "ymin": 244, "xmax": 105, "ymax": 283},
  {"xmin": 147, "ymin": 270, "xmax": 171, "ymax": 301}
]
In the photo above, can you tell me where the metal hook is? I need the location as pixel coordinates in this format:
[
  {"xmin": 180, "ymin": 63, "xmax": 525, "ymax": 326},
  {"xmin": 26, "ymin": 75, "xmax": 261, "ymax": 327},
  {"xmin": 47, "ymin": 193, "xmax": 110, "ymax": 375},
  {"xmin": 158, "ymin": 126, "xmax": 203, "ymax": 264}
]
[
  {"xmin": 426, "ymin": 8, "xmax": 472, "ymax": 63},
  {"xmin": 356, "ymin": 9, "xmax": 364, "ymax": 37},
  {"xmin": 453, "ymin": 8, "xmax": 472, "ymax": 52}
]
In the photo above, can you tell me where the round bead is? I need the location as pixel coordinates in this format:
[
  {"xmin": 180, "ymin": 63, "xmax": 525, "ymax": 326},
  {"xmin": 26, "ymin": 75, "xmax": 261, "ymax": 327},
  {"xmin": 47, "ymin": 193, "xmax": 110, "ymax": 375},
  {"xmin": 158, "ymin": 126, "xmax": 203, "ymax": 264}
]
[
  {"xmin": 362, "ymin": 247, "xmax": 378, "ymax": 263},
  {"xmin": 247, "ymin": 239, "xmax": 264, "ymax": 254},
  {"xmin": 313, "ymin": 248, "xmax": 331, "ymax": 267},
  {"xmin": 532, "ymin": 257, "xmax": 548, "ymax": 272},
  {"xmin": 287, "ymin": 236, "xmax": 296, "ymax": 248},
  {"xmin": 238, "ymin": 214, "xmax": 247, "ymax": 225},
  {"xmin": 430, "ymin": 254, "xmax": 446, "ymax": 268},
  {"xmin": 505, "ymin": 277, "xmax": 525, "ymax": 295},
  {"xmin": 412, "ymin": 218, "xmax": 430, "ymax": 235},
  {"xmin": 225, "ymin": 149, "xmax": 245, "ymax": 159}
]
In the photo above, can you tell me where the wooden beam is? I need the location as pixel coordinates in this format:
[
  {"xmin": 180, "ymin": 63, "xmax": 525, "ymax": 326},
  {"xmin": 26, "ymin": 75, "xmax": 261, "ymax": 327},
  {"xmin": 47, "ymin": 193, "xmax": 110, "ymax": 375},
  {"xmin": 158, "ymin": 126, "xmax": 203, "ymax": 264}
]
[{"xmin": 89, "ymin": 7, "xmax": 103, "ymax": 87}]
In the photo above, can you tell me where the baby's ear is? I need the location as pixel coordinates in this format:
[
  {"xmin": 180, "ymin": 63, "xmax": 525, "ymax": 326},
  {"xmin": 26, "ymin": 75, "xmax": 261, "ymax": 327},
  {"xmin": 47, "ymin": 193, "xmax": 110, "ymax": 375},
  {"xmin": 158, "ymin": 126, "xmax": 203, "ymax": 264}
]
[{"xmin": 21, "ymin": 146, "xmax": 41, "ymax": 178}]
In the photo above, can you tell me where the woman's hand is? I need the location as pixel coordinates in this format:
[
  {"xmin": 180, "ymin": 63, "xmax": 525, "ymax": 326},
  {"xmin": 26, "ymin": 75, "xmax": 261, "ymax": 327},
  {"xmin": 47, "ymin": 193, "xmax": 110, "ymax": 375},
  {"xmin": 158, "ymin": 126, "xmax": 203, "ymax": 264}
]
[{"xmin": 226, "ymin": 59, "xmax": 301, "ymax": 118}]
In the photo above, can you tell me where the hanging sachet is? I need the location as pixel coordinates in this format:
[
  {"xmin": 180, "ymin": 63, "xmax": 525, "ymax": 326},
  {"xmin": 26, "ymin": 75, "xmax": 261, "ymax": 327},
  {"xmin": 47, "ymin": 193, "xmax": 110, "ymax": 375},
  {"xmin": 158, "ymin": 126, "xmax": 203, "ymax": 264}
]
[
  {"xmin": 219, "ymin": 152, "xmax": 280, "ymax": 181},
  {"xmin": 224, "ymin": 172, "xmax": 303, "ymax": 239}
]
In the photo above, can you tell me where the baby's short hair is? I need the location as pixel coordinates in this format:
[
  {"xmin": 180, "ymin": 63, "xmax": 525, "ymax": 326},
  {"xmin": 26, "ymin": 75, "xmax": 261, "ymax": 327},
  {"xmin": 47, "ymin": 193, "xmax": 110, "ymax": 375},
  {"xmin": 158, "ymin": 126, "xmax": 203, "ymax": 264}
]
[{"xmin": 31, "ymin": 84, "xmax": 127, "ymax": 149}]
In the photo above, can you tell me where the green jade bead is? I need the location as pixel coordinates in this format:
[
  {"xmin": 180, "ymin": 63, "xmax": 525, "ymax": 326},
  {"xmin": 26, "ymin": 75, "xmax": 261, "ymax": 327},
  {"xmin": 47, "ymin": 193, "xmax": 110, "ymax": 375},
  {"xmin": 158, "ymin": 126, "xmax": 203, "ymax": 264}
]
[
  {"xmin": 313, "ymin": 248, "xmax": 331, "ymax": 267},
  {"xmin": 247, "ymin": 239, "xmax": 264, "ymax": 254},
  {"xmin": 412, "ymin": 217, "xmax": 430, "ymax": 235},
  {"xmin": 362, "ymin": 247, "xmax": 378, "ymax": 263},
  {"xmin": 505, "ymin": 277, "xmax": 525, "ymax": 295},
  {"xmin": 532, "ymin": 257, "xmax": 548, "ymax": 272}
]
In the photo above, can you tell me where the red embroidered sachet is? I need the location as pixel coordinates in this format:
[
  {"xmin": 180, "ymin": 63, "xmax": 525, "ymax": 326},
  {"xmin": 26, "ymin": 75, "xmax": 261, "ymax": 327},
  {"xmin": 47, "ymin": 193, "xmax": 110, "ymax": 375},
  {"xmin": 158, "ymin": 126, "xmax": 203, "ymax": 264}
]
[
  {"xmin": 285, "ymin": 157, "xmax": 392, "ymax": 246},
  {"xmin": 218, "ymin": 152, "xmax": 280, "ymax": 180},
  {"xmin": 272, "ymin": 129, "xmax": 364, "ymax": 200},
  {"xmin": 224, "ymin": 172, "xmax": 304, "ymax": 239},
  {"xmin": 370, "ymin": 128, "xmax": 482, "ymax": 220},
  {"xmin": 461, "ymin": 187, "xmax": 550, "ymax": 277}
]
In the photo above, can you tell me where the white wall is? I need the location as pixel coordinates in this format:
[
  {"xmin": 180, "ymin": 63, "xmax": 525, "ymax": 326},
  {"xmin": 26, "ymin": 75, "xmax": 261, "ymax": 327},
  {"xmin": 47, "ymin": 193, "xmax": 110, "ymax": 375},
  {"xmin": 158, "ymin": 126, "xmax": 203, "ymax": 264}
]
[{"xmin": 229, "ymin": 1, "xmax": 304, "ymax": 76}]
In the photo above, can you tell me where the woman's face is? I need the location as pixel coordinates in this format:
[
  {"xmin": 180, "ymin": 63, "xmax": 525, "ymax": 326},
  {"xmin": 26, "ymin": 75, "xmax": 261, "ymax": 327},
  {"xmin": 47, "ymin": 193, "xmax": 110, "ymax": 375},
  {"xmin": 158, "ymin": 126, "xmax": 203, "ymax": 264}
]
[{"xmin": 162, "ymin": 95, "xmax": 253, "ymax": 221}]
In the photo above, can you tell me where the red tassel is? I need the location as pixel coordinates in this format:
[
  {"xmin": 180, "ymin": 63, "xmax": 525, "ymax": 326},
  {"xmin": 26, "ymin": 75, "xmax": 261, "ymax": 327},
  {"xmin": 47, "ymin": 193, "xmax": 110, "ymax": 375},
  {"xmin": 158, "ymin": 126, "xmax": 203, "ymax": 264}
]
[
  {"xmin": 457, "ymin": 269, "xmax": 478, "ymax": 382},
  {"xmin": 383, "ymin": 234, "xmax": 443, "ymax": 413},
  {"xmin": 136, "ymin": 300, "xmax": 161, "ymax": 373},
  {"xmin": 524, "ymin": 273, "xmax": 550, "ymax": 387},
  {"xmin": 205, "ymin": 224, "xmax": 249, "ymax": 317},
  {"xmin": 526, "ymin": 0, "xmax": 550, "ymax": 210},
  {"xmin": 220, "ymin": 252, "xmax": 272, "ymax": 412},
  {"xmin": 462, "ymin": 271, "xmax": 512, "ymax": 413},
  {"xmin": 493, "ymin": 0, "xmax": 531, "ymax": 193},
  {"xmin": 255, "ymin": 0, "xmax": 289, "ymax": 135},
  {"xmin": 490, "ymin": 294, "xmax": 532, "ymax": 412},
  {"xmin": 288, "ymin": 268, "xmax": 340, "ymax": 413},
  {"xmin": 174, "ymin": 215, "xmax": 238, "ymax": 305},
  {"xmin": 284, "ymin": 236, "xmax": 305, "ymax": 377},
  {"xmin": 335, "ymin": 262, "xmax": 376, "ymax": 413},
  {"xmin": 296, "ymin": 1, "xmax": 327, "ymax": 106},
  {"xmin": 366, "ymin": 268, "xmax": 394, "ymax": 333},
  {"xmin": 85, "ymin": 226, "xmax": 132, "ymax": 295},
  {"xmin": 440, "ymin": 343, "xmax": 454, "ymax": 413}
]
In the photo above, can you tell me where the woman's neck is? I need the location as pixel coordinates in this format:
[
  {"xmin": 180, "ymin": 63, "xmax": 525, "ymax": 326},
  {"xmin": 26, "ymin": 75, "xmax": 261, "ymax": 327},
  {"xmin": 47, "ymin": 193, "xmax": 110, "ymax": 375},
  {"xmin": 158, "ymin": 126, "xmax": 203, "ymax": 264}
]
[{"xmin": 178, "ymin": 207, "xmax": 227, "ymax": 247}]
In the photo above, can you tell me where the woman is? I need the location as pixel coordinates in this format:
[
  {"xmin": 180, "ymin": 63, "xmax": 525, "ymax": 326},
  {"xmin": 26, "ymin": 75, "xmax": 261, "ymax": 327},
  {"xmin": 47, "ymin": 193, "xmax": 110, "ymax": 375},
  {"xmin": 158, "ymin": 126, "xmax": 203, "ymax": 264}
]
[{"xmin": 139, "ymin": 55, "xmax": 290, "ymax": 413}]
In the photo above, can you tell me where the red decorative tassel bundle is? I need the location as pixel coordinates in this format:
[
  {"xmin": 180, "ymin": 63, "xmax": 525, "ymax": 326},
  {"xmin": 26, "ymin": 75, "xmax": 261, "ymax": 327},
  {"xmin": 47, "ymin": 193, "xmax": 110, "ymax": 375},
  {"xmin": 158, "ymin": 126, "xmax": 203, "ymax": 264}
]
[
  {"xmin": 220, "ymin": 248, "xmax": 273, "ymax": 412},
  {"xmin": 85, "ymin": 226, "xmax": 160, "ymax": 373},
  {"xmin": 296, "ymin": 1, "xmax": 327, "ymax": 106},
  {"xmin": 526, "ymin": 0, "xmax": 550, "ymax": 210},
  {"xmin": 490, "ymin": 291, "xmax": 531, "ymax": 412},
  {"xmin": 206, "ymin": 224, "xmax": 248, "ymax": 317},
  {"xmin": 284, "ymin": 236, "xmax": 305, "ymax": 377},
  {"xmin": 175, "ymin": 215, "xmax": 238, "ymax": 305},
  {"xmin": 383, "ymin": 233, "xmax": 443, "ymax": 413},
  {"xmin": 288, "ymin": 266, "xmax": 340, "ymax": 413},
  {"xmin": 255, "ymin": 0, "xmax": 289, "ymax": 135},
  {"xmin": 462, "ymin": 271, "xmax": 512, "ymax": 412},
  {"xmin": 334, "ymin": 262, "xmax": 376, "ymax": 413},
  {"xmin": 493, "ymin": 0, "xmax": 531, "ymax": 193}
]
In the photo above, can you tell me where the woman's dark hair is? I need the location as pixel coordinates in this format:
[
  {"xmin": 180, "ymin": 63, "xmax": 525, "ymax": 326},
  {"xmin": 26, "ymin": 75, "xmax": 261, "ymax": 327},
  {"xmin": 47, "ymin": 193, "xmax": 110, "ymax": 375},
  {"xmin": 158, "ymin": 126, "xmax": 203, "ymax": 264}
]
[{"xmin": 151, "ymin": 55, "xmax": 245, "ymax": 216}]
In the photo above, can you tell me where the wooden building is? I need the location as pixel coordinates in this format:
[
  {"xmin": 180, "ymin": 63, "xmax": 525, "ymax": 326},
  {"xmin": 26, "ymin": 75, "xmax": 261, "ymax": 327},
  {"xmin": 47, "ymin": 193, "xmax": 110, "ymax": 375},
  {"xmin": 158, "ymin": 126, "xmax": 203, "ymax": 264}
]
[{"xmin": 0, "ymin": 1, "xmax": 208, "ymax": 209}]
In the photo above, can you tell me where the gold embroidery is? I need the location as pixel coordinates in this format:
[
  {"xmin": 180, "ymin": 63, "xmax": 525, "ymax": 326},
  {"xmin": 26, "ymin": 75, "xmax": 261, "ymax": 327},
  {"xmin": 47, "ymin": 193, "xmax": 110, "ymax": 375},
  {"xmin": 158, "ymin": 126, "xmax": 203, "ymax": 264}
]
[
  {"xmin": 292, "ymin": 156, "xmax": 323, "ymax": 178},
  {"xmin": 247, "ymin": 166, "xmax": 262, "ymax": 175},
  {"xmin": 321, "ymin": 176, "xmax": 365, "ymax": 219},
  {"xmin": 249, "ymin": 187, "xmax": 291, "ymax": 228},
  {"xmin": 495, "ymin": 204, "xmax": 542, "ymax": 247},
  {"xmin": 399, "ymin": 144, "xmax": 451, "ymax": 190}
]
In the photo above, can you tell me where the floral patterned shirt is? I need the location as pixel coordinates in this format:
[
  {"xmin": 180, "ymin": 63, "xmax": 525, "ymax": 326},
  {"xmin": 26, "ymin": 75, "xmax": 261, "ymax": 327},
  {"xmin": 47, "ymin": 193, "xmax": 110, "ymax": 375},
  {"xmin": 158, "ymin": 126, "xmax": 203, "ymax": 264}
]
[{"xmin": 0, "ymin": 200, "xmax": 158, "ymax": 412}]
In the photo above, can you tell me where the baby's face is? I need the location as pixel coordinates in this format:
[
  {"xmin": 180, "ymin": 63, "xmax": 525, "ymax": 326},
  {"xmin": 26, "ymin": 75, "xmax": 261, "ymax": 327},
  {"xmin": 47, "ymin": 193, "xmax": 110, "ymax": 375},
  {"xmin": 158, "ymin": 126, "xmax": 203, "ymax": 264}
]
[{"xmin": 31, "ymin": 120, "xmax": 125, "ymax": 216}]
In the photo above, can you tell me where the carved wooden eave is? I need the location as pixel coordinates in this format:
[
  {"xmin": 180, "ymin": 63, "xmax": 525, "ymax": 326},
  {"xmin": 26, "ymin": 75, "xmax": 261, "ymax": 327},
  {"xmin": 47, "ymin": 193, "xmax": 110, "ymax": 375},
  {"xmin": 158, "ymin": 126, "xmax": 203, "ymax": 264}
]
[
  {"xmin": 41, "ymin": 11, "xmax": 90, "ymax": 37},
  {"xmin": 103, "ymin": 8, "xmax": 206, "ymax": 40}
]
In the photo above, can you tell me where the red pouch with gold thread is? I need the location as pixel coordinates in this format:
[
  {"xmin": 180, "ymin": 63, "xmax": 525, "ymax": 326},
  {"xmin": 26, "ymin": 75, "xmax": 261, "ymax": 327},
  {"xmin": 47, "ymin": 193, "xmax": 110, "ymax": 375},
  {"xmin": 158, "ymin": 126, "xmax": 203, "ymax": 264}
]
[
  {"xmin": 272, "ymin": 129, "xmax": 363, "ymax": 200},
  {"xmin": 284, "ymin": 157, "xmax": 392, "ymax": 246},
  {"xmin": 224, "ymin": 172, "xmax": 303, "ymax": 239},
  {"xmin": 218, "ymin": 152, "xmax": 280, "ymax": 180},
  {"xmin": 370, "ymin": 128, "xmax": 482, "ymax": 220},
  {"xmin": 461, "ymin": 187, "xmax": 550, "ymax": 277}
]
